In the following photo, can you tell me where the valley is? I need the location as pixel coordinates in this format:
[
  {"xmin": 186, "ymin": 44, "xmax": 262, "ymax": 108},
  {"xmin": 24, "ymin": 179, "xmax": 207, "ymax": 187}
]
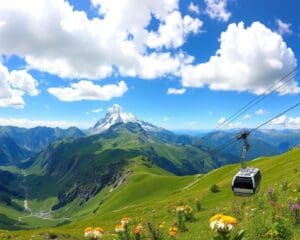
[
  {"xmin": 0, "ymin": 105, "xmax": 299, "ymax": 239},
  {"xmin": 0, "ymin": 147, "xmax": 299, "ymax": 239},
  {"xmin": 1, "ymin": 1, "xmax": 300, "ymax": 239}
]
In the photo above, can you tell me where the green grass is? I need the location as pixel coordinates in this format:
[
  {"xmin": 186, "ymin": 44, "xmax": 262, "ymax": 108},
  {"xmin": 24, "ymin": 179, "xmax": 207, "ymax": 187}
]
[
  {"xmin": 0, "ymin": 165, "xmax": 23, "ymax": 174},
  {"xmin": 0, "ymin": 148, "xmax": 299, "ymax": 239}
]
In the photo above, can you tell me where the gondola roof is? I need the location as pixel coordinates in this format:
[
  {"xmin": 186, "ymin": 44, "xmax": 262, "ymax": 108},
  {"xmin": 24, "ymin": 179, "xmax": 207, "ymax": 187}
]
[{"xmin": 234, "ymin": 167, "xmax": 260, "ymax": 177}]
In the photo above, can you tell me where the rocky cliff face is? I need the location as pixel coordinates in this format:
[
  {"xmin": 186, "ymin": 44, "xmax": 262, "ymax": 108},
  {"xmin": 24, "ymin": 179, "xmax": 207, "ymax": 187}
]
[{"xmin": 52, "ymin": 160, "xmax": 126, "ymax": 210}]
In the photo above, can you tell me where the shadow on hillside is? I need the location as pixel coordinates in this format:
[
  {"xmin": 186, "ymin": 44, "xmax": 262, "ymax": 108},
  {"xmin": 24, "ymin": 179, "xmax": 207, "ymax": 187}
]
[
  {"xmin": 25, "ymin": 174, "xmax": 60, "ymax": 201},
  {"xmin": 24, "ymin": 148, "xmax": 144, "ymax": 202},
  {"xmin": 0, "ymin": 213, "xmax": 28, "ymax": 230},
  {"xmin": 10, "ymin": 201, "xmax": 24, "ymax": 212}
]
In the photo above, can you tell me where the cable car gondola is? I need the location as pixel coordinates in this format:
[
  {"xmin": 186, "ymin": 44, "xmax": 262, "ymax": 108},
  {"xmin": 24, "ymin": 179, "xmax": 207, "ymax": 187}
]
[
  {"xmin": 232, "ymin": 167, "xmax": 261, "ymax": 195},
  {"xmin": 231, "ymin": 131, "xmax": 261, "ymax": 196}
]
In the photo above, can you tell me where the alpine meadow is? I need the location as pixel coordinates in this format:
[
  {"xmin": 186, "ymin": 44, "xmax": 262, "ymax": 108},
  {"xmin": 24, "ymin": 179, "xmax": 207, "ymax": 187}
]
[{"xmin": 0, "ymin": 1, "xmax": 299, "ymax": 240}]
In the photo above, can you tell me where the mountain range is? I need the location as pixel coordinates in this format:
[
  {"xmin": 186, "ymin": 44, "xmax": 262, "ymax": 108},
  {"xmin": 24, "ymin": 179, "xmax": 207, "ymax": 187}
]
[
  {"xmin": 0, "ymin": 126, "xmax": 84, "ymax": 165},
  {"xmin": 0, "ymin": 106, "xmax": 297, "ymax": 208},
  {"xmin": 0, "ymin": 104, "xmax": 299, "ymax": 238},
  {"xmin": 1, "ymin": 104, "xmax": 299, "ymax": 168},
  {"xmin": 178, "ymin": 128, "xmax": 300, "ymax": 155},
  {"xmin": 27, "ymin": 121, "xmax": 213, "ymax": 210}
]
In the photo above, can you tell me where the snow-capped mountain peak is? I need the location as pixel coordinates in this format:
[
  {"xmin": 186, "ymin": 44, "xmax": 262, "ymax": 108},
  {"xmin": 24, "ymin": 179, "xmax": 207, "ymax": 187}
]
[
  {"xmin": 89, "ymin": 104, "xmax": 161, "ymax": 134},
  {"xmin": 106, "ymin": 104, "xmax": 137, "ymax": 124}
]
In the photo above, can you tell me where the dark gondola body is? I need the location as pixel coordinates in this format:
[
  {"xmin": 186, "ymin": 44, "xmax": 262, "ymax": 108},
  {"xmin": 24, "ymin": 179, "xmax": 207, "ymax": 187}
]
[{"xmin": 232, "ymin": 167, "xmax": 261, "ymax": 196}]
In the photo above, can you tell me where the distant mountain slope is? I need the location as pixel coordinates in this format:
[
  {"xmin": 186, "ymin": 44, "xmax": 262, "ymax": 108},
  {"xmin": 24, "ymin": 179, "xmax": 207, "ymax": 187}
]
[
  {"xmin": 180, "ymin": 129, "xmax": 300, "ymax": 154},
  {"xmin": 200, "ymin": 130, "xmax": 280, "ymax": 162},
  {"xmin": 26, "ymin": 122, "xmax": 214, "ymax": 210},
  {"xmin": 0, "ymin": 136, "xmax": 32, "ymax": 166},
  {"xmin": 143, "ymin": 128, "xmax": 281, "ymax": 164},
  {"xmin": 252, "ymin": 129, "xmax": 300, "ymax": 152},
  {"xmin": 0, "ymin": 126, "xmax": 85, "ymax": 153}
]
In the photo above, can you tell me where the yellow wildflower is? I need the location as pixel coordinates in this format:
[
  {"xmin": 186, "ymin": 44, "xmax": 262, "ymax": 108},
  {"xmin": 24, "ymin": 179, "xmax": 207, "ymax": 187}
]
[
  {"xmin": 115, "ymin": 224, "xmax": 125, "ymax": 233},
  {"xmin": 158, "ymin": 222, "xmax": 165, "ymax": 228},
  {"xmin": 84, "ymin": 227, "xmax": 104, "ymax": 239},
  {"xmin": 184, "ymin": 205, "xmax": 193, "ymax": 214},
  {"xmin": 84, "ymin": 227, "xmax": 93, "ymax": 233},
  {"xmin": 84, "ymin": 227, "xmax": 94, "ymax": 238},
  {"xmin": 209, "ymin": 214, "xmax": 224, "ymax": 223},
  {"xmin": 94, "ymin": 227, "xmax": 104, "ymax": 234},
  {"xmin": 134, "ymin": 224, "xmax": 142, "ymax": 235},
  {"xmin": 209, "ymin": 214, "xmax": 237, "ymax": 233},
  {"xmin": 221, "ymin": 215, "xmax": 237, "ymax": 225},
  {"xmin": 168, "ymin": 227, "xmax": 178, "ymax": 237},
  {"xmin": 176, "ymin": 206, "xmax": 185, "ymax": 212},
  {"xmin": 121, "ymin": 217, "xmax": 130, "ymax": 225}
]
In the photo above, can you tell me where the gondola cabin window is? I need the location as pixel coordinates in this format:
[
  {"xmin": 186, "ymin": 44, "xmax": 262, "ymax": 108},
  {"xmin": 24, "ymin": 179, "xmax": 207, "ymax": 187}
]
[{"xmin": 233, "ymin": 177, "xmax": 253, "ymax": 189}]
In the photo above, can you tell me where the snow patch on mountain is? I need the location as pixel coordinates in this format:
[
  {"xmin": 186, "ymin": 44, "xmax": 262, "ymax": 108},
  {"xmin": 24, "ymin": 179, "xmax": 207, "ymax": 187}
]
[{"xmin": 89, "ymin": 104, "xmax": 162, "ymax": 134}]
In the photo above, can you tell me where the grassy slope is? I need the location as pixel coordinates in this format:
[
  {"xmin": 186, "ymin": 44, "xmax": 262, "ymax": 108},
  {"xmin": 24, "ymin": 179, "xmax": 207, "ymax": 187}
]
[
  {"xmin": 0, "ymin": 148, "xmax": 299, "ymax": 239},
  {"xmin": 19, "ymin": 126, "xmax": 211, "ymax": 213}
]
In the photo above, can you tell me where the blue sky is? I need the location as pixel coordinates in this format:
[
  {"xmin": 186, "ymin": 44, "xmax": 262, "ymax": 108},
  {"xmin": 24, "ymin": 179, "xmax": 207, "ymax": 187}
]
[{"xmin": 0, "ymin": 0, "xmax": 299, "ymax": 130}]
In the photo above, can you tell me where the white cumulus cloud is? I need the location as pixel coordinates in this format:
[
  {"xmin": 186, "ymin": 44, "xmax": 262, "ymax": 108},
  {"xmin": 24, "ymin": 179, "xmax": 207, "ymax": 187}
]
[
  {"xmin": 146, "ymin": 11, "xmax": 203, "ymax": 49},
  {"xmin": 48, "ymin": 81, "xmax": 128, "ymax": 102},
  {"xmin": 0, "ymin": 0, "xmax": 202, "ymax": 80},
  {"xmin": 217, "ymin": 117, "xmax": 242, "ymax": 128},
  {"xmin": 167, "ymin": 88, "xmax": 186, "ymax": 95},
  {"xmin": 0, "ymin": 117, "xmax": 89, "ymax": 129},
  {"xmin": 0, "ymin": 62, "xmax": 39, "ymax": 108},
  {"xmin": 9, "ymin": 70, "xmax": 39, "ymax": 96},
  {"xmin": 287, "ymin": 117, "xmax": 300, "ymax": 129},
  {"xmin": 205, "ymin": 0, "xmax": 231, "ymax": 22},
  {"xmin": 276, "ymin": 19, "xmax": 292, "ymax": 35},
  {"xmin": 270, "ymin": 115, "xmax": 287, "ymax": 125},
  {"xmin": 228, "ymin": 121, "xmax": 242, "ymax": 128},
  {"xmin": 218, "ymin": 117, "xmax": 226, "ymax": 124},
  {"xmin": 244, "ymin": 114, "xmax": 251, "ymax": 119},
  {"xmin": 188, "ymin": 2, "xmax": 200, "ymax": 14},
  {"xmin": 270, "ymin": 115, "xmax": 300, "ymax": 129},
  {"xmin": 92, "ymin": 108, "xmax": 103, "ymax": 113},
  {"xmin": 255, "ymin": 108, "xmax": 266, "ymax": 115},
  {"xmin": 181, "ymin": 22, "xmax": 298, "ymax": 95}
]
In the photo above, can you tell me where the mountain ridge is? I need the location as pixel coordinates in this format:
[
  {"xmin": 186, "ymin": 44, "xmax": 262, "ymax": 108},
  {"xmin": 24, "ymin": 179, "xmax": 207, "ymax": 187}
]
[
  {"xmin": 89, "ymin": 104, "xmax": 163, "ymax": 135},
  {"xmin": 0, "ymin": 126, "xmax": 85, "ymax": 166}
]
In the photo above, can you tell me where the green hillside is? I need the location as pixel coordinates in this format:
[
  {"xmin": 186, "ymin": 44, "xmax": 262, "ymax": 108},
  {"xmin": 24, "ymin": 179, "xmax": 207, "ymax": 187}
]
[
  {"xmin": 0, "ymin": 147, "xmax": 299, "ymax": 239},
  {"xmin": 17, "ymin": 123, "xmax": 213, "ymax": 213},
  {"xmin": 0, "ymin": 136, "xmax": 32, "ymax": 166}
]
